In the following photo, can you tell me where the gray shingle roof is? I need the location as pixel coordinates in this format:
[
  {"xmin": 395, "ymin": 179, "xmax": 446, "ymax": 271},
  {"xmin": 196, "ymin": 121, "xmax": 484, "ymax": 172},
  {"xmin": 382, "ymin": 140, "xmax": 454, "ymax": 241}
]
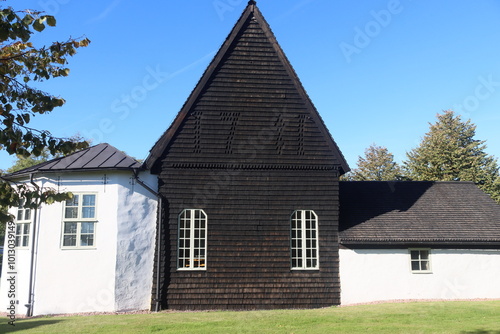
[
  {"xmin": 339, "ymin": 181, "xmax": 500, "ymax": 246},
  {"xmin": 5, "ymin": 143, "xmax": 141, "ymax": 179}
]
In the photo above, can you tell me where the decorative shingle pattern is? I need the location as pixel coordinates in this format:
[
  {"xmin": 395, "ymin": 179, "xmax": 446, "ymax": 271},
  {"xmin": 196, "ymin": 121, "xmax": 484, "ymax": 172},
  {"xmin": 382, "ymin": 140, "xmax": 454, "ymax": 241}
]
[{"xmin": 145, "ymin": 4, "xmax": 349, "ymax": 174}]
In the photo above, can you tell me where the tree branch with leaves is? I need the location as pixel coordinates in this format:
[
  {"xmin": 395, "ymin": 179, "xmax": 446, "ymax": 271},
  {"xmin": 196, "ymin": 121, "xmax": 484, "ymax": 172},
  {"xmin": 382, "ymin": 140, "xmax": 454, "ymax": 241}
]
[
  {"xmin": 404, "ymin": 110, "xmax": 500, "ymax": 203},
  {"xmin": 0, "ymin": 4, "xmax": 90, "ymax": 233},
  {"xmin": 343, "ymin": 144, "xmax": 403, "ymax": 181}
]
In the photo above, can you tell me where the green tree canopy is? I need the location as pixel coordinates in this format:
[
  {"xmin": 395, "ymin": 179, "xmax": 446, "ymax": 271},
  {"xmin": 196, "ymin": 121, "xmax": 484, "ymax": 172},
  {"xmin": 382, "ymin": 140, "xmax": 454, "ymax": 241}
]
[
  {"xmin": 404, "ymin": 110, "xmax": 500, "ymax": 202},
  {"xmin": 6, "ymin": 134, "xmax": 89, "ymax": 173},
  {"xmin": 344, "ymin": 144, "xmax": 402, "ymax": 181},
  {"xmin": 0, "ymin": 6, "xmax": 89, "ymax": 156},
  {"xmin": 0, "ymin": 4, "xmax": 90, "ymax": 229}
]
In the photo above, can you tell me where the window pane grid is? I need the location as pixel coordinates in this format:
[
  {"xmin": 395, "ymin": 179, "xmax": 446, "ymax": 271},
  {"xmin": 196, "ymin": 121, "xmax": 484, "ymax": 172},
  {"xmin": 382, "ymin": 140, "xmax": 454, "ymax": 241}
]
[
  {"xmin": 291, "ymin": 210, "xmax": 319, "ymax": 270},
  {"xmin": 410, "ymin": 249, "xmax": 431, "ymax": 272},
  {"xmin": 62, "ymin": 194, "xmax": 97, "ymax": 248},
  {"xmin": 15, "ymin": 203, "xmax": 32, "ymax": 248},
  {"xmin": 178, "ymin": 209, "xmax": 207, "ymax": 270},
  {"xmin": 15, "ymin": 222, "xmax": 30, "ymax": 247}
]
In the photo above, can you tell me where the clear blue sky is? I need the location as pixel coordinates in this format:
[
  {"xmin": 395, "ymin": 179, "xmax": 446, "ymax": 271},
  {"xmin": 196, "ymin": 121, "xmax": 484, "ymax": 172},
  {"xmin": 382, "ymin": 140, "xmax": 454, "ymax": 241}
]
[{"xmin": 2, "ymin": 0, "xmax": 500, "ymax": 171}]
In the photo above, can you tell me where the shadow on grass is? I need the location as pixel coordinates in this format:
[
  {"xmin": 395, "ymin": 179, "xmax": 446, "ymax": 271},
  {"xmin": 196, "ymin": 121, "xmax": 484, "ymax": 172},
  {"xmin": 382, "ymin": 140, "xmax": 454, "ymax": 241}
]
[
  {"xmin": 1, "ymin": 319, "xmax": 62, "ymax": 333},
  {"xmin": 461, "ymin": 331, "xmax": 500, "ymax": 334}
]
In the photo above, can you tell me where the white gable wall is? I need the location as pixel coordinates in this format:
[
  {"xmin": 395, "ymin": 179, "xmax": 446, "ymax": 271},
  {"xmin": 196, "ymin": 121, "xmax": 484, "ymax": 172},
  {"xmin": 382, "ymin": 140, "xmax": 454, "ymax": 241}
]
[
  {"xmin": 114, "ymin": 171, "xmax": 157, "ymax": 311},
  {"xmin": 0, "ymin": 170, "xmax": 158, "ymax": 316},
  {"xmin": 339, "ymin": 248, "xmax": 500, "ymax": 305},
  {"xmin": 1, "ymin": 232, "xmax": 32, "ymax": 317},
  {"xmin": 33, "ymin": 173, "xmax": 119, "ymax": 315}
]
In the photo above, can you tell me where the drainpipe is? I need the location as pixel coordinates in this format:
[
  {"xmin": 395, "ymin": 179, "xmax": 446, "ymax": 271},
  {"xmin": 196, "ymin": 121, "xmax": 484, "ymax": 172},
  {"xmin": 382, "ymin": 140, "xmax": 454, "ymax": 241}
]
[
  {"xmin": 153, "ymin": 196, "xmax": 162, "ymax": 312},
  {"xmin": 25, "ymin": 173, "xmax": 40, "ymax": 317},
  {"xmin": 132, "ymin": 169, "xmax": 162, "ymax": 312}
]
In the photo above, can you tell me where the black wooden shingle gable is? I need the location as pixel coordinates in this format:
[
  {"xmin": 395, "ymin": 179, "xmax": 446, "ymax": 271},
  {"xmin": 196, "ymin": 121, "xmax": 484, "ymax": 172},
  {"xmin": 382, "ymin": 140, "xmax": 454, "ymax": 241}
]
[
  {"xmin": 145, "ymin": 1, "xmax": 349, "ymax": 174},
  {"xmin": 149, "ymin": 1, "xmax": 345, "ymax": 310}
]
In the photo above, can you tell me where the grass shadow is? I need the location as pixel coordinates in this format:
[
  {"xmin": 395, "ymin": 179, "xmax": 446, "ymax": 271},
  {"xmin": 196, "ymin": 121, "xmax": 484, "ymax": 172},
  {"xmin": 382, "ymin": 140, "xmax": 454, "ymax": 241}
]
[
  {"xmin": 1, "ymin": 319, "xmax": 62, "ymax": 333},
  {"xmin": 461, "ymin": 331, "xmax": 500, "ymax": 334}
]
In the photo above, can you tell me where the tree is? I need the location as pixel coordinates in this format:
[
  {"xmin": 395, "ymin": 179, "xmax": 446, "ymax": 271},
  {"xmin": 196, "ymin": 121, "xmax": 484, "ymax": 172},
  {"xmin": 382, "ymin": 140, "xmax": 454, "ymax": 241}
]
[
  {"xmin": 0, "ymin": 6, "xmax": 90, "ymax": 157},
  {"xmin": 0, "ymin": 4, "xmax": 90, "ymax": 229},
  {"xmin": 6, "ymin": 134, "xmax": 89, "ymax": 173},
  {"xmin": 343, "ymin": 144, "xmax": 402, "ymax": 181},
  {"xmin": 404, "ymin": 110, "xmax": 500, "ymax": 203}
]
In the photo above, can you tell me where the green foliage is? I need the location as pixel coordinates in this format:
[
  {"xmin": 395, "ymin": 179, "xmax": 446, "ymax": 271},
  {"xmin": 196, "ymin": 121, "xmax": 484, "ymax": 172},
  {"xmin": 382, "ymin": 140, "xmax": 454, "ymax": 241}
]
[
  {"xmin": 6, "ymin": 133, "xmax": 90, "ymax": 173},
  {"xmin": 404, "ymin": 110, "xmax": 500, "ymax": 202},
  {"xmin": 6, "ymin": 147, "xmax": 53, "ymax": 173},
  {"xmin": 0, "ymin": 4, "xmax": 90, "ymax": 229},
  {"xmin": 0, "ymin": 6, "xmax": 90, "ymax": 157},
  {"xmin": 344, "ymin": 144, "xmax": 402, "ymax": 181}
]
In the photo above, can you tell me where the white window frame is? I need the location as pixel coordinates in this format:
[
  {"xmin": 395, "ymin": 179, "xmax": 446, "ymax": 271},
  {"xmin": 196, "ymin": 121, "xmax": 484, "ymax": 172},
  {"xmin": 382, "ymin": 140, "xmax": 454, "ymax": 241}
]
[
  {"xmin": 61, "ymin": 193, "xmax": 98, "ymax": 249},
  {"xmin": 178, "ymin": 209, "xmax": 207, "ymax": 270},
  {"xmin": 15, "ymin": 205, "xmax": 32, "ymax": 248},
  {"xmin": 291, "ymin": 210, "xmax": 319, "ymax": 270},
  {"xmin": 409, "ymin": 248, "xmax": 432, "ymax": 273}
]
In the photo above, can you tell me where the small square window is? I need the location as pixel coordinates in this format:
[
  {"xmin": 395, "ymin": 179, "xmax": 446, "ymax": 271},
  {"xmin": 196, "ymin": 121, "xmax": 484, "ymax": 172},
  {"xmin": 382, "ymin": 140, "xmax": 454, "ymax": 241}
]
[{"xmin": 409, "ymin": 249, "xmax": 431, "ymax": 273}]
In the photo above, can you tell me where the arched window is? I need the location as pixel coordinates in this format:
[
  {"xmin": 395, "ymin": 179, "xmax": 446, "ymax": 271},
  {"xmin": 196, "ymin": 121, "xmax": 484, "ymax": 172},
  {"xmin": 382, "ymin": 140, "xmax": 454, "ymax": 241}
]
[
  {"xmin": 178, "ymin": 209, "xmax": 207, "ymax": 270},
  {"xmin": 291, "ymin": 210, "xmax": 319, "ymax": 270}
]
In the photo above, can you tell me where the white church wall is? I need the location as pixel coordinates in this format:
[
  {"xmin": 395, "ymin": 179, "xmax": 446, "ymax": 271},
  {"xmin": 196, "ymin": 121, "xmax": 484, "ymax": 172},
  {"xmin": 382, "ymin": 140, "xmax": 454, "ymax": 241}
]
[
  {"xmin": 31, "ymin": 173, "xmax": 119, "ymax": 315},
  {"xmin": 1, "ymin": 171, "xmax": 158, "ymax": 316},
  {"xmin": 339, "ymin": 248, "xmax": 500, "ymax": 305},
  {"xmin": 114, "ymin": 171, "xmax": 158, "ymax": 311}
]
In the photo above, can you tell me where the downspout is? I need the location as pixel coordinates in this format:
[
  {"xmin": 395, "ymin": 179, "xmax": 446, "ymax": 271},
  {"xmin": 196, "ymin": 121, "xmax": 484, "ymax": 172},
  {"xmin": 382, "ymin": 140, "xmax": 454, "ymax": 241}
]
[
  {"xmin": 132, "ymin": 169, "xmax": 162, "ymax": 312},
  {"xmin": 26, "ymin": 173, "xmax": 40, "ymax": 317}
]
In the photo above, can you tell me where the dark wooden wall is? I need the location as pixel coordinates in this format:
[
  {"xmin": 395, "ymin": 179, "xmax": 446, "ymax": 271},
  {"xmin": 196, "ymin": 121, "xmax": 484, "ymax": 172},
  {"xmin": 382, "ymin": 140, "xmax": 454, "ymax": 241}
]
[
  {"xmin": 150, "ymin": 6, "xmax": 347, "ymax": 310},
  {"xmin": 158, "ymin": 168, "xmax": 340, "ymax": 310}
]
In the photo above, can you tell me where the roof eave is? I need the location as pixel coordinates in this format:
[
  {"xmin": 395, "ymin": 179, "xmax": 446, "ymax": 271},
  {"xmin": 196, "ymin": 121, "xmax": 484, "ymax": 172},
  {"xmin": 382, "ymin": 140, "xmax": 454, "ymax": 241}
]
[
  {"xmin": 340, "ymin": 239, "xmax": 500, "ymax": 249},
  {"xmin": 2, "ymin": 167, "xmax": 140, "ymax": 181}
]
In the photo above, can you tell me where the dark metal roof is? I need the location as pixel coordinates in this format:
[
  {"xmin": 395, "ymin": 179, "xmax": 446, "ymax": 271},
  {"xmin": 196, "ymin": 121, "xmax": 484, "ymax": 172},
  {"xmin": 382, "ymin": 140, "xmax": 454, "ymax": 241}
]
[
  {"xmin": 339, "ymin": 181, "xmax": 500, "ymax": 246},
  {"xmin": 144, "ymin": 1, "xmax": 349, "ymax": 174},
  {"xmin": 5, "ymin": 143, "xmax": 141, "ymax": 179}
]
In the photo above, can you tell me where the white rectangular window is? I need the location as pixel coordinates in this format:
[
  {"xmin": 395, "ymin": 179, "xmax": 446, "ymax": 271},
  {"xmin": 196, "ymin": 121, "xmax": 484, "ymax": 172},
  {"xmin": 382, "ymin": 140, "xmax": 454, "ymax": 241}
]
[
  {"xmin": 410, "ymin": 249, "xmax": 431, "ymax": 273},
  {"xmin": 178, "ymin": 209, "xmax": 207, "ymax": 270},
  {"xmin": 291, "ymin": 210, "xmax": 319, "ymax": 270},
  {"xmin": 16, "ymin": 205, "xmax": 31, "ymax": 248},
  {"xmin": 62, "ymin": 194, "xmax": 97, "ymax": 248}
]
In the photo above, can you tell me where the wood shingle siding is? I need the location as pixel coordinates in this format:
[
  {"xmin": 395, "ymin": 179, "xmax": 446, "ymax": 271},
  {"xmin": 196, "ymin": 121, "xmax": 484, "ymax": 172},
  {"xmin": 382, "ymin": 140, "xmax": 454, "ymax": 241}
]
[
  {"xmin": 160, "ymin": 170, "xmax": 340, "ymax": 310},
  {"xmin": 145, "ymin": 3, "xmax": 348, "ymax": 174},
  {"xmin": 147, "ymin": 1, "xmax": 348, "ymax": 310}
]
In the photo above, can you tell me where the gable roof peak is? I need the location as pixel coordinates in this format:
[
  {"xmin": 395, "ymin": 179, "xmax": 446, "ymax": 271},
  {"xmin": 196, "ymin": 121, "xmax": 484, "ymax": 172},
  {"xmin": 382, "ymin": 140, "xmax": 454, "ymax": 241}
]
[{"xmin": 145, "ymin": 2, "xmax": 349, "ymax": 174}]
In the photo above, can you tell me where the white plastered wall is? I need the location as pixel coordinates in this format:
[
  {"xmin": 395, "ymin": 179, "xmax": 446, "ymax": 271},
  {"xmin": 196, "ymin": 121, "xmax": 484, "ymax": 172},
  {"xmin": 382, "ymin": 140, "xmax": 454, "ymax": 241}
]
[
  {"xmin": 114, "ymin": 171, "xmax": 157, "ymax": 311},
  {"xmin": 0, "ymin": 170, "xmax": 158, "ymax": 316},
  {"xmin": 339, "ymin": 248, "xmax": 500, "ymax": 305}
]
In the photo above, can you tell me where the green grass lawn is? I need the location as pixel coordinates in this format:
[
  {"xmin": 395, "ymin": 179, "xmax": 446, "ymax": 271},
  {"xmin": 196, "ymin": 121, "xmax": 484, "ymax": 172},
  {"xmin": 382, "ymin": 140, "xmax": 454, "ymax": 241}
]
[{"xmin": 1, "ymin": 300, "xmax": 499, "ymax": 334}]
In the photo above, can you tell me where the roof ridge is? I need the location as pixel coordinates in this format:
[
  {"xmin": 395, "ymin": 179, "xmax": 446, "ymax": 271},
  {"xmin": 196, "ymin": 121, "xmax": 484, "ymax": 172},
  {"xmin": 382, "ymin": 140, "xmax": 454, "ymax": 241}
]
[
  {"xmin": 145, "ymin": 2, "xmax": 349, "ymax": 174},
  {"xmin": 3, "ymin": 143, "xmax": 141, "ymax": 179}
]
